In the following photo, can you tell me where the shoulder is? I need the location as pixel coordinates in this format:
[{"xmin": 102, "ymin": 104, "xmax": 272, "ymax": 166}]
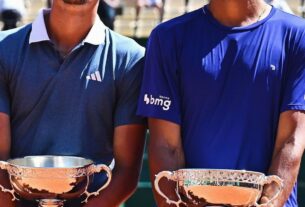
[
  {"xmin": 0, "ymin": 24, "xmax": 31, "ymax": 65},
  {"xmin": 269, "ymin": 9, "xmax": 305, "ymax": 30},
  {"xmin": 0, "ymin": 24, "xmax": 32, "ymax": 57},
  {"xmin": 0, "ymin": 24, "xmax": 31, "ymax": 44},
  {"xmin": 107, "ymin": 30, "xmax": 145, "ymax": 59},
  {"xmin": 265, "ymin": 9, "xmax": 305, "ymax": 51}
]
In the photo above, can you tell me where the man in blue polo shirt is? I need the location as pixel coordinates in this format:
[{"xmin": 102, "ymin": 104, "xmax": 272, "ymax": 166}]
[
  {"xmin": 0, "ymin": 0, "xmax": 146, "ymax": 207},
  {"xmin": 137, "ymin": 0, "xmax": 305, "ymax": 206}
]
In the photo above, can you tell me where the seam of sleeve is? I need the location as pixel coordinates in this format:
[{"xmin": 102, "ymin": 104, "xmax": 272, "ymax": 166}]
[
  {"xmin": 114, "ymin": 118, "xmax": 146, "ymax": 128},
  {"xmin": 281, "ymin": 105, "xmax": 305, "ymax": 113}
]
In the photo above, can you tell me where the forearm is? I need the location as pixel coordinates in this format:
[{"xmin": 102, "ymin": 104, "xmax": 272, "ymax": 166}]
[
  {"xmin": 149, "ymin": 144, "xmax": 185, "ymax": 207},
  {"xmin": 268, "ymin": 140, "xmax": 304, "ymax": 207},
  {"xmin": 84, "ymin": 167, "xmax": 140, "ymax": 207},
  {"xmin": 0, "ymin": 113, "xmax": 13, "ymax": 206},
  {"xmin": 83, "ymin": 124, "xmax": 146, "ymax": 207}
]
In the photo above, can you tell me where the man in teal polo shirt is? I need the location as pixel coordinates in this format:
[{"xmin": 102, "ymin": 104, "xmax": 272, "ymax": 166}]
[{"xmin": 0, "ymin": 0, "xmax": 146, "ymax": 206}]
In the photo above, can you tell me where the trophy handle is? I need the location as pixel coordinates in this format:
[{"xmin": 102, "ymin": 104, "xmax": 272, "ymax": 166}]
[
  {"xmin": 0, "ymin": 161, "xmax": 18, "ymax": 201},
  {"xmin": 154, "ymin": 171, "xmax": 186, "ymax": 207},
  {"xmin": 255, "ymin": 175, "xmax": 283, "ymax": 207},
  {"xmin": 81, "ymin": 164, "xmax": 112, "ymax": 203}
]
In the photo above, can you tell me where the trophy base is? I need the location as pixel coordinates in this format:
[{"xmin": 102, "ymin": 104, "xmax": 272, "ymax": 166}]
[{"xmin": 38, "ymin": 199, "xmax": 65, "ymax": 207}]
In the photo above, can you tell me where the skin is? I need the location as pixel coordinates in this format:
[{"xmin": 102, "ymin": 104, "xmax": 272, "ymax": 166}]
[
  {"xmin": 0, "ymin": 113, "xmax": 13, "ymax": 207},
  {"xmin": 46, "ymin": 0, "xmax": 100, "ymax": 56},
  {"xmin": 208, "ymin": 0, "xmax": 272, "ymax": 27},
  {"xmin": 84, "ymin": 125, "xmax": 146, "ymax": 207},
  {"xmin": 149, "ymin": 1, "xmax": 305, "ymax": 207},
  {"xmin": 0, "ymin": 1, "xmax": 146, "ymax": 206},
  {"xmin": 149, "ymin": 119, "xmax": 185, "ymax": 207},
  {"xmin": 261, "ymin": 111, "xmax": 305, "ymax": 206}
]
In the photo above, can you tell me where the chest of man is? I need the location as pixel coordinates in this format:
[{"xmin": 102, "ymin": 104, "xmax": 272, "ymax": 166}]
[
  {"xmin": 6, "ymin": 43, "xmax": 117, "ymax": 124},
  {"xmin": 178, "ymin": 30, "xmax": 287, "ymax": 112}
]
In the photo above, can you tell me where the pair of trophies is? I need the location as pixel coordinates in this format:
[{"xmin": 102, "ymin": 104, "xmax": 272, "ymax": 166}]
[{"xmin": 0, "ymin": 156, "xmax": 282, "ymax": 207}]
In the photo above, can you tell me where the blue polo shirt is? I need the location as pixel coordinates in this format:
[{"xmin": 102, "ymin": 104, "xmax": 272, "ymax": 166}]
[
  {"xmin": 137, "ymin": 6, "xmax": 305, "ymax": 206},
  {"xmin": 0, "ymin": 9, "xmax": 144, "ymax": 176}
]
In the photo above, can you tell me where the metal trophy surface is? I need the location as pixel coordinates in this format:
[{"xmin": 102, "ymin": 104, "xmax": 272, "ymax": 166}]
[
  {"xmin": 155, "ymin": 169, "xmax": 283, "ymax": 207},
  {"xmin": 0, "ymin": 156, "xmax": 112, "ymax": 207}
]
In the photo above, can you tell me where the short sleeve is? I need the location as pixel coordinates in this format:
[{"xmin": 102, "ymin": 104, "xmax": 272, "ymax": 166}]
[
  {"xmin": 136, "ymin": 28, "xmax": 181, "ymax": 124},
  {"xmin": 0, "ymin": 62, "xmax": 10, "ymax": 115},
  {"xmin": 281, "ymin": 31, "xmax": 305, "ymax": 112},
  {"xmin": 114, "ymin": 49, "xmax": 146, "ymax": 127}
]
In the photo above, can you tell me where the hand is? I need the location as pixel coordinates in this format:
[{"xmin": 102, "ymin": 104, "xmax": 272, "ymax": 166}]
[
  {"xmin": 82, "ymin": 201, "xmax": 95, "ymax": 207},
  {"xmin": 258, "ymin": 181, "xmax": 281, "ymax": 207},
  {"xmin": 155, "ymin": 178, "xmax": 209, "ymax": 207},
  {"xmin": 0, "ymin": 193, "xmax": 15, "ymax": 207}
]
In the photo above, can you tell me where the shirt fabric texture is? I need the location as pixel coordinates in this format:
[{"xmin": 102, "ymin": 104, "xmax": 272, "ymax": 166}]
[
  {"xmin": 137, "ymin": 6, "xmax": 305, "ymax": 207},
  {"xmin": 0, "ymin": 9, "xmax": 145, "ymax": 206}
]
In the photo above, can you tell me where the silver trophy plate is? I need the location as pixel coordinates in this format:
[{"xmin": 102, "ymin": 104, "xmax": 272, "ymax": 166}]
[
  {"xmin": 0, "ymin": 155, "xmax": 112, "ymax": 207},
  {"xmin": 155, "ymin": 169, "xmax": 283, "ymax": 207}
]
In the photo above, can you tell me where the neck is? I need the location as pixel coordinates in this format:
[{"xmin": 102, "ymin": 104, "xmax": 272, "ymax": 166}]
[
  {"xmin": 208, "ymin": 0, "xmax": 271, "ymax": 27},
  {"xmin": 46, "ymin": 2, "xmax": 98, "ymax": 56}
]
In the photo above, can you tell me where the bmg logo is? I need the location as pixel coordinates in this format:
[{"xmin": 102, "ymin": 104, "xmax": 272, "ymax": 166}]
[{"xmin": 144, "ymin": 94, "xmax": 171, "ymax": 111}]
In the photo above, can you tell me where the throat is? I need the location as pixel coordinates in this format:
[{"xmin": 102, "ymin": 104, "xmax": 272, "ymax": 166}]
[
  {"xmin": 45, "ymin": 11, "xmax": 94, "ymax": 56},
  {"xmin": 208, "ymin": 1, "xmax": 271, "ymax": 27}
]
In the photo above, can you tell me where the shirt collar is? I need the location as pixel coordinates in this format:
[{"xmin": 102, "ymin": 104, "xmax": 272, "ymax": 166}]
[
  {"xmin": 29, "ymin": 9, "xmax": 106, "ymax": 45},
  {"xmin": 29, "ymin": 9, "xmax": 50, "ymax": 44},
  {"xmin": 83, "ymin": 16, "xmax": 106, "ymax": 45}
]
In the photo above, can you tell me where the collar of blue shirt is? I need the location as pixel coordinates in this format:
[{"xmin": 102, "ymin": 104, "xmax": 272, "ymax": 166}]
[{"xmin": 29, "ymin": 9, "xmax": 106, "ymax": 46}]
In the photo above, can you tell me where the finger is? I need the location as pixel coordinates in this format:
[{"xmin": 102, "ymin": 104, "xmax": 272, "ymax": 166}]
[
  {"xmin": 260, "ymin": 195, "xmax": 270, "ymax": 204},
  {"xmin": 260, "ymin": 196, "xmax": 276, "ymax": 207}
]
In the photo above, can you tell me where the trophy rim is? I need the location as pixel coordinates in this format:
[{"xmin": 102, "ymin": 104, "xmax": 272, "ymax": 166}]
[
  {"xmin": 6, "ymin": 155, "xmax": 94, "ymax": 169},
  {"xmin": 175, "ymin": 168, "xmax": 265, "ymax": 176},
  {"xmin": 174, "ymin": 168, "xmax": 266, "ymax": 185}
]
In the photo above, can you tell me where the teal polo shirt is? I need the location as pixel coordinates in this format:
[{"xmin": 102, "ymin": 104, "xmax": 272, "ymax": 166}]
[{"xmin": 0, "ymin": 9, "xmax": 145, "ymax": 165}]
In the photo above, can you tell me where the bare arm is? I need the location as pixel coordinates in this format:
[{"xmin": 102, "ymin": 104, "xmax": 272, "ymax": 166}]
[
  {"xmin": 0, "ymin": 112, "xmax": 15, "ymax": 207},
  {"xmin": 84, "ymin": 124, "xmax": 146, "ymax": 207},
  {"xmin": 0, "ymin": 113, "xmax": 10, "ymax": 160},
  {"xmin": 262, "ymin": 110, "xmax": 305, "ymax": 206},
  {"xmin": 149, "ymin": 118, "xmax": 185, "ymax": 207}
]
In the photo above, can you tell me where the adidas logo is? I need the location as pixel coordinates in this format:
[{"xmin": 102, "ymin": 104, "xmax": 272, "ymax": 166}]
[{"xmin": 86, "ymin": 71, "xmax": 102, "ymax": 82}]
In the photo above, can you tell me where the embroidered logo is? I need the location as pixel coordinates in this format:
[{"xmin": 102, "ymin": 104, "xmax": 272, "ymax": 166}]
[
  {"xmin": 270, "ymin": 64, "xmax": 276, "ymax": 71},
  {"xmin": 86, "ymin": 71, "xmax": 102, "ymax": 82}
]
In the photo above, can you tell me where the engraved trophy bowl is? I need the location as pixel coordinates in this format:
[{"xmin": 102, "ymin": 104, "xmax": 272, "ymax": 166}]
[
  {"xmin": 0, "ymin": 156, "xmax": 112, "ymax": 207},
  {"xmin": 155, "ymin": 169, "xmax": 283, "ymax": 207}
]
